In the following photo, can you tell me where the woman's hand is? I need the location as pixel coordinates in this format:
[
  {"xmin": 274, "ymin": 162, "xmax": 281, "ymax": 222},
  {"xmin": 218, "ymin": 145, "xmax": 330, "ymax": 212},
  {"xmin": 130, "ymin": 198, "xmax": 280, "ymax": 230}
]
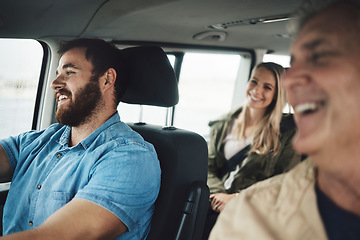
[{"xmin": 209, "ymin": 193, "xmax": 237, "ymax": 213}]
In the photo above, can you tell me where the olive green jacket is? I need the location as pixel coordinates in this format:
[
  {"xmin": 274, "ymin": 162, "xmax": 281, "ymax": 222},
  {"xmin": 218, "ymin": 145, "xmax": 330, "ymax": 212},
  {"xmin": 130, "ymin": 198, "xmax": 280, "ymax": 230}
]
[{"xmin": 207, "ymin": 107, "xmax": 301, "ymax": 194}]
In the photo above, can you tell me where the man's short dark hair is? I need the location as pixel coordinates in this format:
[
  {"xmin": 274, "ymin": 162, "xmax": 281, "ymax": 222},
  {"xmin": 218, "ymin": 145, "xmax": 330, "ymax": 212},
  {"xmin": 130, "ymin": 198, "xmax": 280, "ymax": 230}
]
[{"xmin": 58, "ymin": 38, "xmax": 126, "ymax": 106}]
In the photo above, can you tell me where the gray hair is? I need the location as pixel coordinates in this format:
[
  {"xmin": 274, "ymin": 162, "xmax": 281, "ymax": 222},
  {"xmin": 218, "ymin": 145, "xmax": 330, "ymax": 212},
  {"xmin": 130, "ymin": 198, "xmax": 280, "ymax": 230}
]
[{"xmin": 288, "ymin": 0, "xmax": 360, "ymax": 35}]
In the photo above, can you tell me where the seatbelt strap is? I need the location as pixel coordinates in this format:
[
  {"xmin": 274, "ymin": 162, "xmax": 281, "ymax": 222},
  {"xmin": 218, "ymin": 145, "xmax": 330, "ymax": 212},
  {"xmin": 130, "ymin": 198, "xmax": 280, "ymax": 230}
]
[{"xmin": 218, "ymin": 144, "xmax": 251, "ymax": 178}]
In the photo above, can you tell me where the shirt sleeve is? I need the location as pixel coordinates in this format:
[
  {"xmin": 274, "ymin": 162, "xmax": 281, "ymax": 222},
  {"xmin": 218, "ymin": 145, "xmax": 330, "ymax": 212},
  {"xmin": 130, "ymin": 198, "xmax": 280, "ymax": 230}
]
[
  {"xmin": 0, "ymin": 125, "xmax": 62, "ymax": 172},
  {"xmin": 0, "ymin": 136, "xmax": 20, "ymax": 171},
  {"xmin": 74, "ymin": 143, "xmax": 161, "ymax": 233}
]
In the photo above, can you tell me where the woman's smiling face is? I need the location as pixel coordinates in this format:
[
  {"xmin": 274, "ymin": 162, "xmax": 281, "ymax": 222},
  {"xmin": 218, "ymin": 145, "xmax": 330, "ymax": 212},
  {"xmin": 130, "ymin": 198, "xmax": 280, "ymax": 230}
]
[{"xmin": 246, "ymin": 66, "xmax": 276, "ymax": 111}]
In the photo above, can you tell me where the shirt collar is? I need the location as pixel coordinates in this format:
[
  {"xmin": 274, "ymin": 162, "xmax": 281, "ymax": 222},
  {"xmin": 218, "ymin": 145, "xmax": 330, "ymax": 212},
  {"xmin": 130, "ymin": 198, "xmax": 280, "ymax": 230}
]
[{"xmin": 58, "ymin": 112, "xmax": 121, "ymax": 149}]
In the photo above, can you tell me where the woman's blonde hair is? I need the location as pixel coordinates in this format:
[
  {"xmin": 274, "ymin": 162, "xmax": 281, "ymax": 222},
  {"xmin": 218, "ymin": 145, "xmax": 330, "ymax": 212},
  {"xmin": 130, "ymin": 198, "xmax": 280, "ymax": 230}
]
[{"xmin": 234, "ymin": 62, "xmax": 286, "ymax": 155}]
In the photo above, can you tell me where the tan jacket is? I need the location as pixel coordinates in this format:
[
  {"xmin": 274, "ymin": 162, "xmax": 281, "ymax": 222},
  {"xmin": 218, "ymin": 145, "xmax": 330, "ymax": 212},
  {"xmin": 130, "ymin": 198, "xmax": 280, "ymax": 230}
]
[{"xmin": 209, "ymin": 159, "xmax": 328, "ymax": 240}]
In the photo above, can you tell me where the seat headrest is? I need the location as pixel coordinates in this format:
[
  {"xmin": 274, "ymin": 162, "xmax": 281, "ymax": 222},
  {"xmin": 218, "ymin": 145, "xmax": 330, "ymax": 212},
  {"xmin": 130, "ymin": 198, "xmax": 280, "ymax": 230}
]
[{"xmin": 119, "ymin": 46, "xmax": 179, "ymax": 107}]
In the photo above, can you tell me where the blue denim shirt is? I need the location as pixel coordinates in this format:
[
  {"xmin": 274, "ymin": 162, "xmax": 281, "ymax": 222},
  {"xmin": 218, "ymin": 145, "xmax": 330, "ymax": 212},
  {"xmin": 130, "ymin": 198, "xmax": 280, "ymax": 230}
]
[{"xmin": 0, "ymin": 112, "xmax": 161, "ymax": 239}]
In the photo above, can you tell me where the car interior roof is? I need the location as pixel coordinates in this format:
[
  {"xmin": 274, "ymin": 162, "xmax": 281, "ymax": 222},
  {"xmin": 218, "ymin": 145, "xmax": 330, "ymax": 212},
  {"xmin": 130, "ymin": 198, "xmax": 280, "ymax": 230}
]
[{"xmin": 0, "ymin": 0, "xmax": 302, "ymax": 55}]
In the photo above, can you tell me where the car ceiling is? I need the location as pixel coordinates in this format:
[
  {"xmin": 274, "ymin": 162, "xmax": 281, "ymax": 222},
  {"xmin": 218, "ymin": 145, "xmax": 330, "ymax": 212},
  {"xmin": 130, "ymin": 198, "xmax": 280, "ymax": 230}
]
[{"xmin": 0, "ymin": 0, "xmax": 303, "ymax": 55}]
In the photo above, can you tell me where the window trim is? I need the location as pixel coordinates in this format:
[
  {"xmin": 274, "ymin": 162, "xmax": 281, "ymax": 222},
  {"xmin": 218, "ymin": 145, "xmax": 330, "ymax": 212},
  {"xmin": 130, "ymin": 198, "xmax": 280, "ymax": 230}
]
[{"xmin": 32, "ymin": 41, "xmax": 50, "ymax": 130}]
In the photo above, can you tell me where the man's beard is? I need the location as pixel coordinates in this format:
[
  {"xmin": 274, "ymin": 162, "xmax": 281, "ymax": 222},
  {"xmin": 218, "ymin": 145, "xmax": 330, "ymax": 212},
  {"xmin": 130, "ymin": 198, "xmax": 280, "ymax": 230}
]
[{"xmin": 55, "ymin": 77, "xmax": 103, "ymax": 127}]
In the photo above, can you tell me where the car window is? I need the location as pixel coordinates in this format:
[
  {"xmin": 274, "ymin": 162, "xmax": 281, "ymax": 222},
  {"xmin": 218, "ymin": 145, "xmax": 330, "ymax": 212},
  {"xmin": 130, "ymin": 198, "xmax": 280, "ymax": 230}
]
[
  {"xmin": 0, "ymin": 39, "xmax": 44, "ymax": 139},
  {"xmin": 263, "ymin": 54, "xmax": 290, "ymax": 68},
  {"xmin": 175, "ymin": 52, "xmax": 243, "ymax": 139}
]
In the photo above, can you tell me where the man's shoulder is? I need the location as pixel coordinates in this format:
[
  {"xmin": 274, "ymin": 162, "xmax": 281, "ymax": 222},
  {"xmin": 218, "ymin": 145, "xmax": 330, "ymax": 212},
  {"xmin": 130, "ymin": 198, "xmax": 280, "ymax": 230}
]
[
  {"xmin": 97, "ymin": 121, "xmax": 157, "ymax": 155},
  {"xmin": 15, "ymin": 123, "xmax": 65, "ymax": 144},
  {"xmin": 106, "ymin": 121, "xmax": 146, "ymax": 144},
  {"xmin": 238, "ymin": 159, "xmax": 315, "ymax": 205},
  {"xmin": 211, "ymin": 159, "xmax": 324, "ymax": 240}
]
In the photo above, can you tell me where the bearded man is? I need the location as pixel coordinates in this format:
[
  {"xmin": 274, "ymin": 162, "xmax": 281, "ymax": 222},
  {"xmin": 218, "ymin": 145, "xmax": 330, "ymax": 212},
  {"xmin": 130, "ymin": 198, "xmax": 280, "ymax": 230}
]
[{"xmin": 0, "ymin": 38, "xmax": 161, "ymax": 240}]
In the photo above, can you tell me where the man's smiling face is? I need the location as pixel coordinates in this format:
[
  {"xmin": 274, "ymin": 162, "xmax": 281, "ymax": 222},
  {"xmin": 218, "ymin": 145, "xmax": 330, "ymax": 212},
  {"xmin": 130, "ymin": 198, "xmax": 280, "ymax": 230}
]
[
  {"xmin": 282, "ymin": 3, "xmax": 360, "ymax": 166},
  {"xmin": 52, "ymin": 47, "xmax": 103, "ymax": 127}
]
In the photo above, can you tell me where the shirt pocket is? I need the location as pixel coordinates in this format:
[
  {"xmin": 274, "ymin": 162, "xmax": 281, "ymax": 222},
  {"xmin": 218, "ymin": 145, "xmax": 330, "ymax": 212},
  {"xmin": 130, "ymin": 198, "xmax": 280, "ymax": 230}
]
[
  {"xmin": 36, "ymin": 190, "xmax": 75, "ymax": 222},
  {"xmin": 50, "ymin": 191, "xmax": 74, "ymax": 202}
]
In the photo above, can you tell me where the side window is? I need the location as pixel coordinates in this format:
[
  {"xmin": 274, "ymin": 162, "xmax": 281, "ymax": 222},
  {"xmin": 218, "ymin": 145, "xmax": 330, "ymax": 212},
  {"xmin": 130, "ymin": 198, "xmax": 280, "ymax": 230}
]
[
  {"xmin": 175, "ymin": 53, "xmax": 244, "ymax": 139},
  {"xmin": 0, "ymin": 39, "xmax": 44, "ymax": 138},
  {"xmin": 262, "ymin": 54, "xmax": 290, "ymax": 68}
]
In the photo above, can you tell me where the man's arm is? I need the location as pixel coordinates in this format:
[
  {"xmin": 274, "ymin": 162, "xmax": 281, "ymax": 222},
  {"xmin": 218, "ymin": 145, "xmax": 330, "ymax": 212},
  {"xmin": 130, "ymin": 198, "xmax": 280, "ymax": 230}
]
[
  {"xmin": 0, "ymin": 145, "xmax": 12, "ymax": 183},
  {"xmin": 0, "ymin": 198, "xmax": 127, "ymax": 240}
]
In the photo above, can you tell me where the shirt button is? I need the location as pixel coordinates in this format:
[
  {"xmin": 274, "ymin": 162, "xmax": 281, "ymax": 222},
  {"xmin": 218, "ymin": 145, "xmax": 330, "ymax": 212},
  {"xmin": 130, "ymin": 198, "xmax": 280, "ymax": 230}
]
[
  {"xmin": 37, "ymin": 185, "xmax": 42, "ymax": 190},
  {"xmin": 56, "ymin": 153, "xmax": 62, "ymax": 158},
  {"xmin": 29, "ymin": 221, "xmax": 33, "ymax": 226}
]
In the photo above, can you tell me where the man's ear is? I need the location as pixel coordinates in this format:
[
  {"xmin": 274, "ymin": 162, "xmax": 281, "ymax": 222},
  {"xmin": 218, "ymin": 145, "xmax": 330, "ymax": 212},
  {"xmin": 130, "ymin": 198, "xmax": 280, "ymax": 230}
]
[{"xmin": 102, "ymin": 68, "xmax": 117, "ymax": 90}]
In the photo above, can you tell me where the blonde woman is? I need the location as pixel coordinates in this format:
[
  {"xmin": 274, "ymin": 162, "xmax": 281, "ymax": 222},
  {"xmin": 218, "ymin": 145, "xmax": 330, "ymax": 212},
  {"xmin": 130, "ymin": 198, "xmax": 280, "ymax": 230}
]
[{"xmin": 202, "ymin": 62, "xmax": 301, "ymax": 239}]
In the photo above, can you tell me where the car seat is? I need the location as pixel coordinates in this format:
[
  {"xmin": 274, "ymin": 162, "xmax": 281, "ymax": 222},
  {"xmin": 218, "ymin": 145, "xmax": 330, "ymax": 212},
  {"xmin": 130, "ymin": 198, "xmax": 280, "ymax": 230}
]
[{"xmin": 119, "ymin": 46, "xmax": 210, "ymax": 240}]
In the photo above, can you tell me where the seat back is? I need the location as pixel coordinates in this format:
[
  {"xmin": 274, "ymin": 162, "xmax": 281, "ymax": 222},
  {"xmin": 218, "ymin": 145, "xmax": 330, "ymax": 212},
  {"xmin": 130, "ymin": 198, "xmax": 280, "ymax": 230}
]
[{"xmin": 119, "ymin": 46, "xmax": 209, "ymax": 240}]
